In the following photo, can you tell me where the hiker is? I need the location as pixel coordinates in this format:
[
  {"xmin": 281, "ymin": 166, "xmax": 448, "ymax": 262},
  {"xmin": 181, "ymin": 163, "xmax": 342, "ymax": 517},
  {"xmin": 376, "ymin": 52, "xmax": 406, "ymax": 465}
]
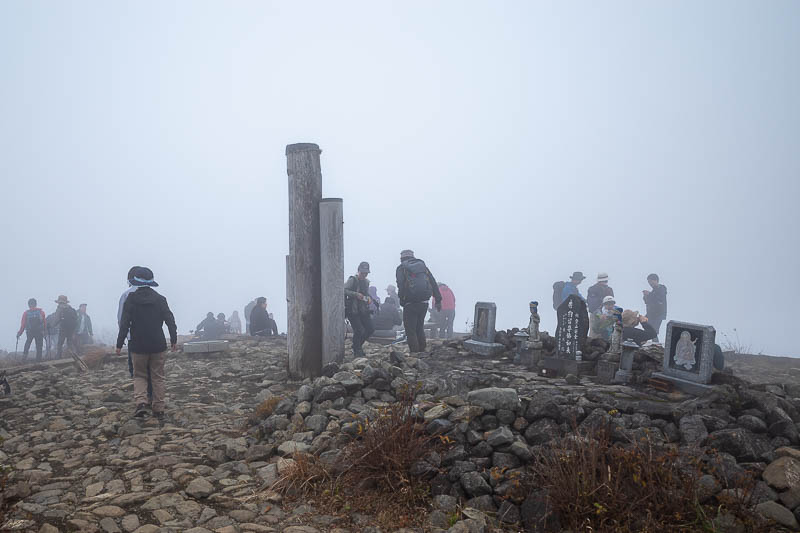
[
  {"xmin": 642, "ymin": 273, "xmax": 668, "ymax": 338},
  {"xmin": 553, "ymin": 272, "xmax": 586, "ymax": 310},
  {"xmin": 16, "ymin": 298, "xmax": 46, "ymax": 361},
  {"xmin": 116, "ymin": 267, "xmax": 177, "ymax": 419},
  {"xmin": 53, "ymin": 295, "xmax": 79, "ymax": 359},
  {"xmin": 45, "ymin": 313, "xmax": 58, "ymax": 360},
  {"xmin": 621, "ymin": 309, "xmax": 658, "ymax": 346},
  {"xmin": 385, "ymin": 285, "xmax": 399, "ymax": 306},
  {"xmin": 373, "ymin": 294, "xmax": 402, "ymax": 331},
  {"xmin": 267, "ymin": 313, "xmax": 279, "ymax": 336},
  {"xmin": 249, "ymin": 297, "xmax": 271, "ymax": 336},
  {"xmin": 368, "ymin": 286, "xmax": 381, "ymax": 317},
  {"xmin": 229, "ymin": 310, "xmax": 242, "ymax": 334},
  {"xmin": 119, "ymin": 265, "xmax": 151, "ymax": 401},
  {"xmin": 244, "ymin": 299, "xmax": 257, "ymax": 334},
  {"xmin": 396, "ymin": 250, "xmax": 442, "ymax": 353},
  {"xmin": 196, "ymin": 312, "xmax": 220, "ymax": 340},
  {"xmin": 587, "ymin": 273, "xmax": 614, "ymax": 337},
  {"xmin": 436, "ymin": 283, "xmax": 456, "ymax": 339},
  {"xmin": 216, "ymin": 313, "xmax": 229, "ymax": 335},
  {"xmin": 76, "ymin": 303, "xmax": 94, "ymax": 347},
  {"xmin": 593, "ymin": 295, "xmax": 618, "ymax": 342},
  {"xmin": 345, "ymin": 262, "xmax": 375, "ymax": 357}
]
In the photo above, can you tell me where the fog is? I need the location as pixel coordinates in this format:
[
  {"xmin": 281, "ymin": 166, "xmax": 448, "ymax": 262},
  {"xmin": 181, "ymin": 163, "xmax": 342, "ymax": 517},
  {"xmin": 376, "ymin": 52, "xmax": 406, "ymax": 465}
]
[{"xmin": 1, "ymin": 1, "xmax": 798, "ymax": 357}]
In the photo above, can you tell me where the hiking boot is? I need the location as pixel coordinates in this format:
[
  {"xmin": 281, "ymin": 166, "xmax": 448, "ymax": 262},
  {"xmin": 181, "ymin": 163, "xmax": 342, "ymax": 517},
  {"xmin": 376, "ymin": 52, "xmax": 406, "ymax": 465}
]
[
  {"xmin": 153, "ymin": 411, "xmax": 165, "ymax": 421},
  {"xmin": 134, "ymin": 404, "xmax": 149, "ymax": 418}
]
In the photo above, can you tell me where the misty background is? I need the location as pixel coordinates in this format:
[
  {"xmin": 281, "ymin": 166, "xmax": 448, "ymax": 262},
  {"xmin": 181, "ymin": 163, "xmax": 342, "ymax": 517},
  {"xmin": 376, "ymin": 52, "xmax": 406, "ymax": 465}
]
[{"xmin": 1, "ymin": 1, "xmax": 798, "ymax": 357}]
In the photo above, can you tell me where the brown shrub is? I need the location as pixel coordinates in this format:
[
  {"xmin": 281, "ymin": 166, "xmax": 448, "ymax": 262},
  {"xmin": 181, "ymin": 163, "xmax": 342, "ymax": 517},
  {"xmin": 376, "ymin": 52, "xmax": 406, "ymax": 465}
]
[
  {"xmin": 527, "ymin": 426, "xmax": 763, "ymax": 532},
  {"xmin": 273, "ymin": 386, "xmax": 449, "ymax": 528},
  {"xmin": 245, "ymin": 396, "xmax": 282, "ymax": 427},
  {"xmin": 81, "ymin": 345, "xmax": 112, "ymax": 369}
]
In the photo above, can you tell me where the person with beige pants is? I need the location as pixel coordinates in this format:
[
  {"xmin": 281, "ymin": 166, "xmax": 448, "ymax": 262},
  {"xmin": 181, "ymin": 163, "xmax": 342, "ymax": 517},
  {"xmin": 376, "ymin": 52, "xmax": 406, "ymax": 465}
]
[{"xmin": 116, "ymin": 267, "xmax": 177, "ymax": 419}]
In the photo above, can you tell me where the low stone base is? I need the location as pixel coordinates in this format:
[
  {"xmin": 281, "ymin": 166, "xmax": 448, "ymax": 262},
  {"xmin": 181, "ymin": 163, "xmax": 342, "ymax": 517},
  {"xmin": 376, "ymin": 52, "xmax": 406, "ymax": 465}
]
[
  {"xmin": 183, "ymin": 340, "xmax": 230, "ymax": 353},
  {"xmin": 596, "ymin": 361, "xmax": 619, "ymax": 384},
  {"xmin": 652, "ymin": 372, "xmax": 713, "ymax": 395},
  {"xmin": 464, "ymin": 339, "xmax": 506, "ymax": 357},
  {"xmin": 541, "ymin": 357, "xmax": 595, "ymax": 377}
]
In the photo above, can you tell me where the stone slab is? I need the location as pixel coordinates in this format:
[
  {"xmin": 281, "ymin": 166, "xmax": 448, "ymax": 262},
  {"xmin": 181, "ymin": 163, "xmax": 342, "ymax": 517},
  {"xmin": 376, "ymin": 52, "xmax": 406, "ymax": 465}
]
[
  {"xmin": 464, "ymin": 339, "xmax": 505, "ymax": 357},
  {"xmin": 183, "ymin": 341, "xmax": 230, "ymax": 354},
  {"xmin": 652, "ymin": 372, "xmax": 713, "ymax": 395},
  {"xmin": 563, "ymin": 360, "xmax": 595, "ymax": 376},
  {"xmin": 596, "ymin": 361, "xmax": 619, "ymax": 384}
]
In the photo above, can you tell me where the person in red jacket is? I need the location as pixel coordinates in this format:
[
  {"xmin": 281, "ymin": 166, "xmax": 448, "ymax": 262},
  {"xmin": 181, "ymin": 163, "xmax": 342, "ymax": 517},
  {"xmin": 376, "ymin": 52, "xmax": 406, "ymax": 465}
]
[
  {"xmin": 434, "ymin": 283, "xmax": 456, "ymax": 339},
  {"xmin": 17, "ymin": 298, "xmax": 46, "ymax": 361}
]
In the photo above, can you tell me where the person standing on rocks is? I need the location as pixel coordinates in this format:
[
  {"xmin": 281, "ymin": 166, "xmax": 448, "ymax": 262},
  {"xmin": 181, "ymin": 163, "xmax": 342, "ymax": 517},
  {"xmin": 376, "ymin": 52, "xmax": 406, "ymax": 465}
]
[
  {"xmin": 345, "ymin": 262, "xmax": 375, "ymax": 357},
  {"xmin": 53, "ymin": 295, "xmax": 79, "ymax": 359},
  {"xmin": 249, "ymin": 297, "xmax": 271, "ymax": 336},
  {"xmin": 396, "ymin": 250, "xmax": 442, "ymax": 353},
  {"xmin": 643, "ymin": 273, "xmax": 667, "ymax": 338},
  {"xmin": 244, "ymin": 298, "xmax": 257, "ymax": 334},
  {"xmin": 436, "ymin": 282, "xmax": 456, "ymax": 339},
  {"xmin": 119, "ymin": 265, "xmax": 151, "ymax": 401},
  {"xmin": 16, "ymin": 298, "xmax": 46, "ymax": 361},
  {"xmin": 587, "ymin": 273, "xmax": 614, "ymax": 337},
  {"xmin": 229, "ymin": 310, "xmax": 242, "ymax": 334},
  {"xmin": 76, "ymin": 303, "xmax": 93, "ymax": 347},
  {"xmin": 116, "ymin": 267, "xmax": 177, "ymax": 419}
]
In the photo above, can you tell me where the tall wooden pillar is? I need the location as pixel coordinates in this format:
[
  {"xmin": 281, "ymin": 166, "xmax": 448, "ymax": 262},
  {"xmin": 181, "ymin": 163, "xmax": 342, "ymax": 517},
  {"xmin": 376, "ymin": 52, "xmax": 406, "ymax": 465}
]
[{"xmin": 320, "ymin": 198, "xmax": 344, "ymax": 365}]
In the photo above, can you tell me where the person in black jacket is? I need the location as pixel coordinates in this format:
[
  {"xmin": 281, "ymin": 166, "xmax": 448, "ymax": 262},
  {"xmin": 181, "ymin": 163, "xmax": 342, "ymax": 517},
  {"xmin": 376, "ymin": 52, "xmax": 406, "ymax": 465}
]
[
  {"xmin": 344, "ymin": 262, "xmax": 375, "ymax": 357},
  {"xmin": 249, "ymin": 297, "xmax": 271, "ymax": 336},
  {"xmin": 116, "ymin": 267, "xmax": 177, "ymax": 419},
  {"xmin": 396, "ymin": 250, "xmax": 442, "ymax": 353},
  {"xmin": 53, "ymin": 295, "xmax": 79, "ymax": 359},
  {"xmin": 621, "ymin": 309, "xmax": 658, "ymax": 346},
  {"xmin": 642, "ymin": 273, "xmax": 668, "ymax": 338},
  {"xmin": 196, "ymin": 312, "xmax": 221, "ymax": 340}
]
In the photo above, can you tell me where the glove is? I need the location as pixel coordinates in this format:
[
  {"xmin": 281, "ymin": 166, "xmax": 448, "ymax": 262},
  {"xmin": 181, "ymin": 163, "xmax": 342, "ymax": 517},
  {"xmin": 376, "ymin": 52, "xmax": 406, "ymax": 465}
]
[{"xmin": 16, "ymin": 332, "xmax": 21, "ymax": 339}]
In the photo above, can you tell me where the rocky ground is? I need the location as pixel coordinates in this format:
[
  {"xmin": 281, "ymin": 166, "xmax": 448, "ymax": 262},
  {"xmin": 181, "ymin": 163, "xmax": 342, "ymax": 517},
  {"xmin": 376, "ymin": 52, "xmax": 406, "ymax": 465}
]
[{"xmin": 1, "ymin": 336, "xmax": 799, "ymax": 532}]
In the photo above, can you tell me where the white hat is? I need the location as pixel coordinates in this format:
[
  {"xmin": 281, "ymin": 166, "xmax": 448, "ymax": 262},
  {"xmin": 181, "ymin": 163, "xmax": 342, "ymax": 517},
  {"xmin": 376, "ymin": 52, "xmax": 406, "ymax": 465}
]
[
  {"xmin": 597, "ymin": 273, "xmax": 609, "ymax": 282},
  {"xmin": 602, "ymin": 295, "xmax": 616, "ymax": 305}
]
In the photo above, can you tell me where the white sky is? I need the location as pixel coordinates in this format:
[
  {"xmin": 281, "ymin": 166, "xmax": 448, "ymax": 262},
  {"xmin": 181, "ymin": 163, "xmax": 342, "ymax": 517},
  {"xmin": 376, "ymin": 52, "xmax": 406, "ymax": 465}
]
[{"xmin": 1, "ymin": 1, "xmax": 798, "ymax": 356}]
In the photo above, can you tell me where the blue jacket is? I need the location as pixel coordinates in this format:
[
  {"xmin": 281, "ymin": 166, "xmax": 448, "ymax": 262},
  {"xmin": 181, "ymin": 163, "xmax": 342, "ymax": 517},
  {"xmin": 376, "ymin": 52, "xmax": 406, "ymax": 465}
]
[{"xmin": 561, "ymin": 282, "xmax": 584, "ymax": 305}]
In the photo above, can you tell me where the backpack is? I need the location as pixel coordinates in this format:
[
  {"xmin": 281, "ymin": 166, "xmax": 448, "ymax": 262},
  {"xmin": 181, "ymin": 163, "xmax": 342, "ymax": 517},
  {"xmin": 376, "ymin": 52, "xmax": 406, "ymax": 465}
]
[
  {"xmin": 403, "ymin": 259, "xmax": 433, "ymax": 303},
  {"xmin": 60, "ymin": 306, "xmax": 79, "ymax": 332},
  {"xmin": 552, "ymin": 281, "xmax": 566, "ymax": 310},
  {"xmin": 25, "ymin": 309, "xmax": 44, "ymax": 335}
]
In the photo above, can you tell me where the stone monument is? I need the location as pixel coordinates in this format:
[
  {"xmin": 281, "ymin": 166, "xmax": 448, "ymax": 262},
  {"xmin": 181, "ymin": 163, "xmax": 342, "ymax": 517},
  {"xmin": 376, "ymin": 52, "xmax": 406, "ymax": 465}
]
[
  {"xmin": 464, "ymin": 302, "xmax": 505, "ymax": 356},
  {"xmin": 542, "ymin": 295, "xmax": 593, "ymax": 376},
  {"xmin": 652, "ymin": 320, "xmax": 716, "ymax": 394},
  {"xmin": 613, "ymin": 340, "xmax": 639, "ymax": 384}
]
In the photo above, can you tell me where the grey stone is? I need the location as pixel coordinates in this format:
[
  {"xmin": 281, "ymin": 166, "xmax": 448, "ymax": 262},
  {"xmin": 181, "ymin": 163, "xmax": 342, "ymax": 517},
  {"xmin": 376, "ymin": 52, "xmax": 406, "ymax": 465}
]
[
  {"xmin": 296, "ymin": 384, "xmax": 314, "ymax": 402},
  {"xmin": 185, "ymin": 477, "xmax": 214, "ymax": 499},
  {"xmin": 679, "ymin": 415, "xmax": 708, "ymax": 445},
  {"xmin": 755, "ymin": 501, "xmax": 799, "ymax": 529},
  {"xmin": 459, "ymin": 471, "xmax": 491, "ymax": 497},
  {"xmin": 497, "ymin": 501, "xmax": 520, "ymax": 523},
  {"xmin": 314, "ymin": 384, "xmax": 347, "ymax": 402},
  {"xmin": 762, "ymin": 456, "xmax": 800, "ymax": 491},
  {"xmin": 737, "ymin": 415, "xmax": 768, "ymax": 433},
  {"xmin": 466, "ymin": 388, "xmax": 519, "ymax": 412},
  {"xmin": 485, "ymin": 426, "xmax": 514, "ymax": 448}
]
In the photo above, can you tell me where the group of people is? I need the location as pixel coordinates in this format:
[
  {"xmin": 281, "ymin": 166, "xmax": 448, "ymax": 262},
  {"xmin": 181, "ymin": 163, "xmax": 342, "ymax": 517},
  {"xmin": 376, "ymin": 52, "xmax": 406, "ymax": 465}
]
[
  {"xmin": 344, "ymin": 249, "xmax": 452, "ymax": 357},
  {"xmin": 16, "ymin": 296, "xmax": 93, "ymax": 361},
  {"xmin": 554, "ymin": 271, "xmax": 668, "ymax": 345}
]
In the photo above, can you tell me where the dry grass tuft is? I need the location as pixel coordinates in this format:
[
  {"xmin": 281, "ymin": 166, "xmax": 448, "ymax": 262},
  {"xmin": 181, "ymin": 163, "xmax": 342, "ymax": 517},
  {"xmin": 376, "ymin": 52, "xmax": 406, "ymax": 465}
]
[
  {"xmin": 81, "ymin": 345, "xmax": 113, "ymax": 370},
  {"xmin": 245, "ymin": 396, "xmax": 282, "ymax": 427},
  {"xmin": 273, "ymin": 386, "xmax": 449, "ymax": 529},
  {"xmin": 526, "ymin": 425, "xmax": 764, "ymax": 532}
]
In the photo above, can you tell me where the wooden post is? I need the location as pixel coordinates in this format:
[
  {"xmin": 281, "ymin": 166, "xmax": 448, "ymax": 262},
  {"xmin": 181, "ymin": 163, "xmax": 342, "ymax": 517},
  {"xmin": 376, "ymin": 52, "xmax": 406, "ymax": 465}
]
[
  {"xmin": 286, "ymin": 143, "xmax": 323, "ymax": 378},
  {"xmin": 320, "ymin": 198, "xmax": 344, "ymax": 365}
]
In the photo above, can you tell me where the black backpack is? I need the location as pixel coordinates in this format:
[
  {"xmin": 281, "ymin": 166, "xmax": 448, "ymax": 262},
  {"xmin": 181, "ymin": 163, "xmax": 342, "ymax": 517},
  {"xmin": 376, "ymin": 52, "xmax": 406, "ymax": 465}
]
[
  {"xmin": 552, "ymin": 281, "xmax": 566, "ymax": 310},
  {"xmin": 403, "ymin": 259, "xmax": 433, "ymax": 303},
  {"xmin": 60, "ymin": 306, "xmax": 78, "ymax": 332},
  {"xmin": 25, "ymin": 309, "xmax": 44, "ymax": 335}
]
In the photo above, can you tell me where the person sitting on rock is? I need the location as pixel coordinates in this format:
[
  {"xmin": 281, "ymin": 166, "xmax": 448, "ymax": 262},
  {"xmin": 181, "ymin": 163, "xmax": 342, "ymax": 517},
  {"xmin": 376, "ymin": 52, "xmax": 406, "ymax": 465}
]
[
  {"xmin": 116, "ymin": 267, "xmax": 177, "ymax": 419},
  {"xmin": 621, "ymin": 309, "xmax": 658, "ymax": 346},
  {"xmin": 593, "ymin": 296, "xmax": 618, "ymax": 342},
  {"xmin": 249, "ymin": 297, "xmax": 271, "ymax": 337},
  {"xmin": 266, "ymin": 313, "xmax": 279, "ymax": 336},
  {"xmin": 373, "ymin": 293, "xmax": 403, "ymax": 331},
  {"xmin": 216, "ymin": 313, "xmax": 229, "ymax": 335},
  {"xmin": 196, "ymin": 312, "xmax": 219, "ymax": 340},
  {"xmin": 229, "ymin": 310, "xmax": 242, "ymax": 334}
]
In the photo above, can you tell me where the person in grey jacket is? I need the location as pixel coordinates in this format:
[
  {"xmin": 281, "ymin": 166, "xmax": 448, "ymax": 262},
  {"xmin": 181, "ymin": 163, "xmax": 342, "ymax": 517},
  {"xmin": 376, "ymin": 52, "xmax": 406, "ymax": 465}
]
[
  {"xmin": 643, "ymin": 273, "xmax": 668, "ymax": 337},
  {"xmin": 344, "ymin": 262, "xmax": 375, "ymax": 357}
]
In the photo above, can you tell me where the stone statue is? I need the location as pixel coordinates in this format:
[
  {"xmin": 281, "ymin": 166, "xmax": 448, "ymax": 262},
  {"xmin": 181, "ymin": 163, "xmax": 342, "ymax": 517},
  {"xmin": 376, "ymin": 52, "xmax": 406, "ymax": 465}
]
[
  {"xmin": 674, "ymin": 331, "xmax": 697, "ymax": 370},
  {"xmin": 608, "ymin": 306, "xmax": 623, "ymax": 356},
  {"xmin": 528, "ymin": 301, "xmax": 540, "ymax": 342}
]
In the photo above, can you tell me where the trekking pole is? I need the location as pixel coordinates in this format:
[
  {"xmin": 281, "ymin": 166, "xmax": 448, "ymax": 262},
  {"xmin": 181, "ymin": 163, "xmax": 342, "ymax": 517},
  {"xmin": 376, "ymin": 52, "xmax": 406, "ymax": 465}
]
[{"xmin": 15, "ymin": 336, "xmax": 19, "ymax": 355}]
